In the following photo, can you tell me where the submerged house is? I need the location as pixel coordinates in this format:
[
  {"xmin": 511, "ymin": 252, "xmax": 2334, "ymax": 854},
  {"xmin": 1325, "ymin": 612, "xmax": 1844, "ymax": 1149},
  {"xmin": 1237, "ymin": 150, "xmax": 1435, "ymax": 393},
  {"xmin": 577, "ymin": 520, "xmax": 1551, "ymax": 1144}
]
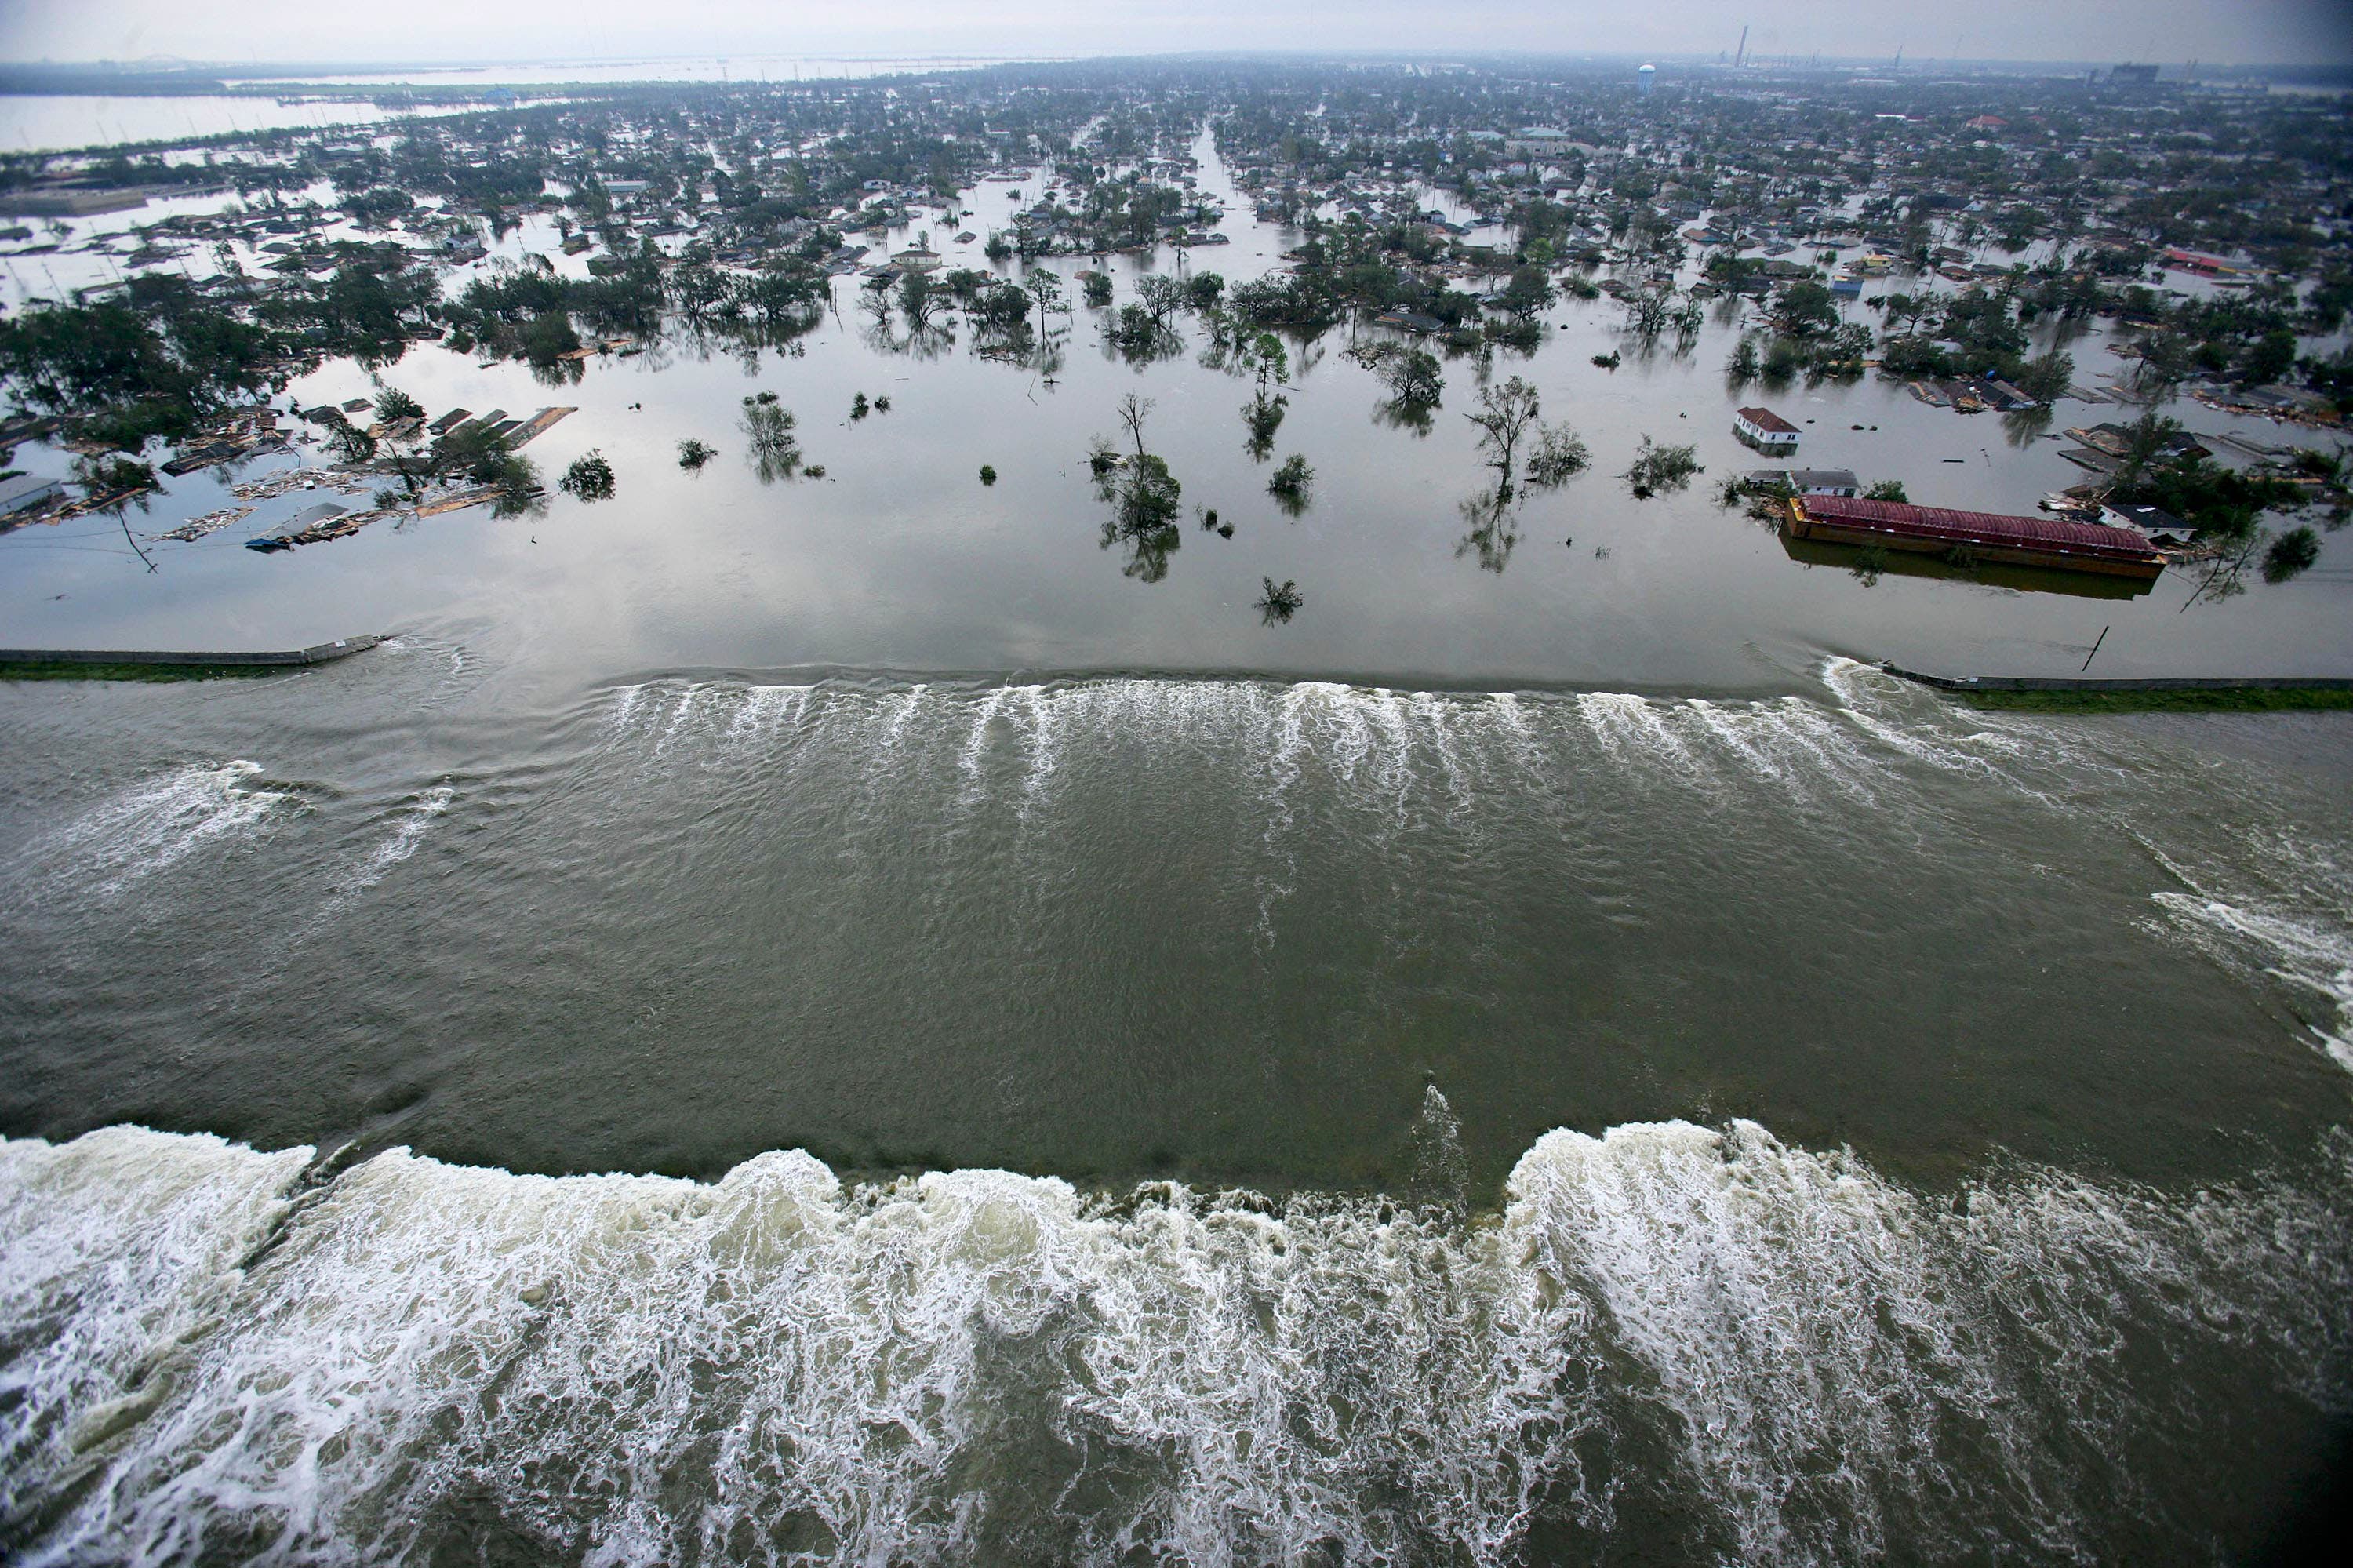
[
  {"xmin": 2100, "ymin": 501, "xmax": 2192, "ymax": 548},
  {"xmin": 0, "ymin": 473, "xmax": 63, "ymax": 519},
  {"xmin": 1750, "ymin": 467, "xmax": 1859, "ymax": 497},
  {"xmin": 1734, "ymin": 406, "xmax": 1800, "ymax": 453}
]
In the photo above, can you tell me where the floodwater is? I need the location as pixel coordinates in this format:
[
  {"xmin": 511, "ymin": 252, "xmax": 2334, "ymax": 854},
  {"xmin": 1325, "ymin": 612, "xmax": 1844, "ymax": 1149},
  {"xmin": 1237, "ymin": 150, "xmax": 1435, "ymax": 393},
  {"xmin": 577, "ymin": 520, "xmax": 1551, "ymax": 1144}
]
[
  {"xmin": 0, "ymin": 96, "xmax": 475, "ymax": 155},
  {"xmin": 4, "ymin": 133, "xmax": 2347, "ymax": 687},
  {"xmin": 235, "ymin": 55, "xmax": 1063, "ymax": 89},
  {"xmin": 3, "ymin": 127, "xmax": 2351, "ymax": 1564}
]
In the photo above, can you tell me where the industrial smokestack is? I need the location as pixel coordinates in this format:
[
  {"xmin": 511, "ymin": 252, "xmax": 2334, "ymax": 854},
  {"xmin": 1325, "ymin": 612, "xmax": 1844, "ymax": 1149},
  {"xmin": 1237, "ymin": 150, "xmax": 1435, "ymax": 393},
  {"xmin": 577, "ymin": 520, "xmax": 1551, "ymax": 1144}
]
[{"xmin": 1735, "ymin": 24, "xmax": 1748, "ymax": 68}]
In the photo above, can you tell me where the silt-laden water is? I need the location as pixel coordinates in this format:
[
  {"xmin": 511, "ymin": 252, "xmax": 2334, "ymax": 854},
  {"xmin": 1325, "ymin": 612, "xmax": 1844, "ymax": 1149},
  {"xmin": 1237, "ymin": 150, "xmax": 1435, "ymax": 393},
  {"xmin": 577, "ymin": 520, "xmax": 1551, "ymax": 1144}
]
[{"xmin": 2, "ymin": 646, "xmax": 2350, "ymax": 1562}]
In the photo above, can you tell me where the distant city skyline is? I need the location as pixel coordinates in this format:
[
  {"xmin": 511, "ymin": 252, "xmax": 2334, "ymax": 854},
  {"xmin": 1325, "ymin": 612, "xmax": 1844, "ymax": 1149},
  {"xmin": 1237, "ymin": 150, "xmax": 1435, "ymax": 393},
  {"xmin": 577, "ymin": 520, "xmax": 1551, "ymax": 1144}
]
[{"xmin": 3, "ymin": 0, "xmax": 2350, "ymax": 71}]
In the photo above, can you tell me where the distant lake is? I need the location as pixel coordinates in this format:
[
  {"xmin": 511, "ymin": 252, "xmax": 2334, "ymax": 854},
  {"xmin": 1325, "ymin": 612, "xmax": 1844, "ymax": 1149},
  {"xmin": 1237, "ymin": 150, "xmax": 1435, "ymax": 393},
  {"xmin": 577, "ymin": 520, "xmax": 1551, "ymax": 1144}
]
[
  {"xmin": 0, "ymin": 94, "xmax": 464, "ymax": 153},
  {"xmin": 233, "ymin": 54, "xmax": 1065, "ymax": 89}
]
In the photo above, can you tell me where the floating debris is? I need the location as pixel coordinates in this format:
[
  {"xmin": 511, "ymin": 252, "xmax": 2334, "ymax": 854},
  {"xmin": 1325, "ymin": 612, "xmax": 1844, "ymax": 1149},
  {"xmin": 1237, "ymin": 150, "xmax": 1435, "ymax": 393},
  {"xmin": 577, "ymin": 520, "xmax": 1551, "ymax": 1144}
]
[
  {"xmin": 245, "ymin": 504, "xmax": 398, "ymax": 551},
  {"xmin": 229, "ymin": 466, "xmax": 373, "ymax": 502},
  {"xmin": 151, "ymin": 505, "xmax": 253, "ymax": 544},
  {"xmin": 413, "ymin": 486, "xmax": 508, "ymax": 517}
]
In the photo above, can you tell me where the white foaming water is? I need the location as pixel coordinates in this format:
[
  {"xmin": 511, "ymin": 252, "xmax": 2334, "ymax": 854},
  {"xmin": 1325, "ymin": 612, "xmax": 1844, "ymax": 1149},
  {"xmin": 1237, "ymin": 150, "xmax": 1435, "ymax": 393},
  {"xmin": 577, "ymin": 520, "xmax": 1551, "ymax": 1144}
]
[
  {"xmin": 589, "ymin": 668, "xmax": 2091, "ymax": 839},
  {"xmin": 2162, "ymin": 897, "xmax": 2353, "ymax": 1071},
  {"xmin": 576, "ymin": 670, "xmax": 2170, "ymax": 952},
  {"xmin": 9, "ymin": 762, "xmax": 293, "ymax": 902},
  {"xmin": 1012, "ymin": 685, "xmax": 1062, "ymax": 819},
  {"xmin": 955, "ymin": 686, "xmax": 1011, "ymax": 807},
  {"xmin": 2151, "ymin": 835, "xmax": 2353, "ymax": 1073},
  {"xmin": 1514, "ymin": 1122, "xmax": 2064, "ymax": 1563},
  {"xmin": 355, "ymin": 785, "xmax": 455, "ymax": 887},
  {"xmin": 298, "ymin": 787, "xmax": 459, "ymax": 933},
  {"xmin": 0, "ymin": 1130, "xmax": 312, "ymax": 1537},
  {"xmin": 584, "ymin": 671, "xmax": 2353, "ymax": 1046},
  {"xmin": 1576, "ymin": 691, "xmax": 1703, "ymax": 783},
  {"xmin": 1685, "ymin": 697, "xmax": 1880, "ymax": 805},
  {"xmin": 1814, "ymin": 656, "xmax": 2171, "ymax": 809},
  {"xmin": 2, "ymin": 1120, "xmax": 2344, "ymax": 1566},
  {"xmin": 723, "ymin": 683, "xmax": 815, "ymax": 743}
]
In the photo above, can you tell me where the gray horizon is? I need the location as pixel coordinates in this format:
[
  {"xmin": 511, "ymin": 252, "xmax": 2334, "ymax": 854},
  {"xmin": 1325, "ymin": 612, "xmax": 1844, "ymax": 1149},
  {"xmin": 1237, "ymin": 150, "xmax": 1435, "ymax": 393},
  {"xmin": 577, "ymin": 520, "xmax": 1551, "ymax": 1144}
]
[{"xmin": 4, "ymin": 1, "xmax": 2351, "ymax": 72}]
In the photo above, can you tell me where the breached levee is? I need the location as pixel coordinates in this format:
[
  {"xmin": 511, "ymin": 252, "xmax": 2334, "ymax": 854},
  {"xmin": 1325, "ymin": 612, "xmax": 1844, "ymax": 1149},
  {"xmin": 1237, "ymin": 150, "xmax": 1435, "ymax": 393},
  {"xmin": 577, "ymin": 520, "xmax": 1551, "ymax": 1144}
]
[
  {"xmin": 587, "ymin": 658, "xmax": 2140, "ymax": 824},
  {"xmin": 3, "ymin": 1117, "xmax": 2347, "ymax": 1565}
]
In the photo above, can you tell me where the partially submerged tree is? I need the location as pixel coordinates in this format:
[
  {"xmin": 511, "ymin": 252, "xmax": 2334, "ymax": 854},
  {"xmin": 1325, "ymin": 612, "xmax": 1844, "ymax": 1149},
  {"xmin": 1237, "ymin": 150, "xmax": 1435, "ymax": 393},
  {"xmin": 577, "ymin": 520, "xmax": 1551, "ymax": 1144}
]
[
  {"xmin": 2108, "ymin": 411, "xmax": 2300, "ymax": 537},
  {"xmin": 1093, "ymin": 396, "xmax": 1183, "ymax": 581},
  {"xmin": 431, "ymin": 421, "xmax": 540, "ymax": 515},
  {"xmin": 1257, "ymin": 577, "xmax": 1304, "ymax": 623},
  {"xmin": 71, "ymin": 453, "xmax": 157, "ymax": 500},
  {"xmin": 1466, "ymin": 376, "xmax": 1587, "ymax": 500},
  {"xmin": 1134, "ymin": 274, "xmax": 1189, "ymax": 332},
  {"xmin": 1466, "ymin": 377, "xmax": 1541, "ymax": 490},
  {"xmin": 1353, "ymin": 340, "xmax": 1442, "ymax": 409},
  {"xmin": 1267, "ymin": 453, "xmax": 1314, "ymax": 512},
  {"xmin": 560, "ymin": 449, "xmax": 616, "ymax": 501},
  {"xmin": 1242, "ymin": 332, "xmax": 1290, "ymax": 405},
  {"xmin": 1115, "ymin": 394, "xmax": 1154, "ymax": 464},
  {"xmin": 373, "ymin": 386, "xmax": 424, "ymax": 426},
  {"xmin": 1497, "ymin": 264, "xmax": 1554, "ymax": 321},
  {"xmin": 741, "ymin": 391, "xmax": 803, "ymax": 482},
  {"xmin": 1726, "ymin": 337, "xmax": 1761, "ymax": 384},
  {"xmin": 677, "ymin": 438, "xmax": 716, "ymax": 471},
  {"xmin": 369, "ymin": 387, "xmax": 437, "ymax": 504},
  {"xmin": 899, "ymin": 271, "xmax": 944, "ymax": 332},
  {"xmin": 1022, "ymin": 268, "xmax": 1067, "ymax": 320},
  {"xmin": 1624, "ymin": 438, "xmax": 1704, "ymax": 498},
  {"xmin": 1624, "ymin": 286, "xmax": 1678, "ymax": 340},
  {"xmin": 2263, "ymin": 524, "xmax": 2319, "ymax": 583},
  {"xmin": 1524, "ymin": 424, "xmax": 1591, "ymax": 489}
]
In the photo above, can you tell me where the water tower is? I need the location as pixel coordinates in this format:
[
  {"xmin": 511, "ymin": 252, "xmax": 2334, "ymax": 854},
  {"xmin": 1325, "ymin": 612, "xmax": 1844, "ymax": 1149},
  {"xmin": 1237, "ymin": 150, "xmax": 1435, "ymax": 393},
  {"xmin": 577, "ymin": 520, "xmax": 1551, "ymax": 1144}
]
[{"xmin": 1637, "ymin": 63, "xmax": 1657, "ymax": 96}]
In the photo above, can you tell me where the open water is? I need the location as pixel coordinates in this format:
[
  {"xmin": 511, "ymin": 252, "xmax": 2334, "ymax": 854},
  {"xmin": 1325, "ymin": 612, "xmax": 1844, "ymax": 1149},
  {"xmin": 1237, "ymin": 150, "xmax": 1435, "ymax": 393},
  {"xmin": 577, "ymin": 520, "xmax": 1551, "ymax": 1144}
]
[{"xmin": 3, "ymin": 648, "xmax": 2351, "ymax": 1562}]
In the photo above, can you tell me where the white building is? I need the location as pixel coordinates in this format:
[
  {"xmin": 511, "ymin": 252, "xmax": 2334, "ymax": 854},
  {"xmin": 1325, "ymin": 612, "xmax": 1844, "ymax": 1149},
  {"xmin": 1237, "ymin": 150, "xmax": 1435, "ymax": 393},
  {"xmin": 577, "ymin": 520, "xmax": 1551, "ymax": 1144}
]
[
  {"xmin": 0, "ymin": 474, "xmax": 61, "ymax": 519},
  {"xmin": 1733, "ymin": 406, "xmax": 1800, "ymax": 453},
  {"xmin": 1748, "ymin": 467, "xmax": 1858, "ymax": 497},
  {"xmin": 2101, "ymin": 501, "xmax": 2191, "ymax": 548}
]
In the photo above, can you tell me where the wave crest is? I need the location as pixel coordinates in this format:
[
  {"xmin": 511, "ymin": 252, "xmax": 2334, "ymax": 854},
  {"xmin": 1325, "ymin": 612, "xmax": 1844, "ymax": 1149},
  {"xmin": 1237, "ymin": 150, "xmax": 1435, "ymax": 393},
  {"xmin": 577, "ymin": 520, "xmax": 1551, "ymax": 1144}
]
[{"xmin": 3, "ymin": 1119, "xmax": 2346, "ymax": 1566}]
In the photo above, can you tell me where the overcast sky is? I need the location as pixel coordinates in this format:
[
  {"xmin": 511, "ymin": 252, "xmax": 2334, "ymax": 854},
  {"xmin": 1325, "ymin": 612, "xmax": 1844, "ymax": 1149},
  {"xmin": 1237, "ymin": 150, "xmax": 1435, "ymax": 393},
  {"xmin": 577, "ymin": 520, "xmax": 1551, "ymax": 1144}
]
[{"xmin": 4, "ymin": 1, "xmax": 2348, "ymax": 70}]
